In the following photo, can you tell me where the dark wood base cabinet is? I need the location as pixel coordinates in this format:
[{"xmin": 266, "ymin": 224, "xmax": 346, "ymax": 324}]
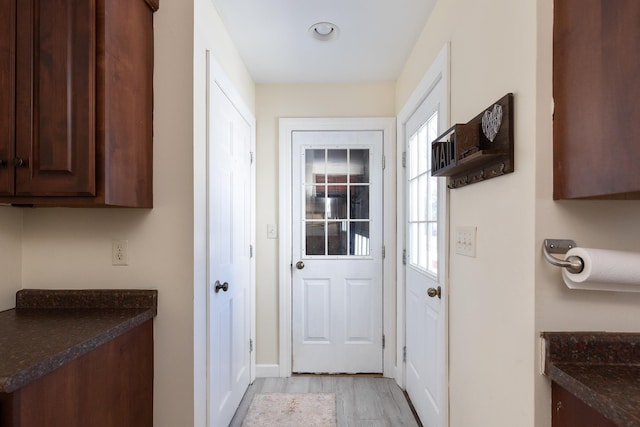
[
  {"xmin": 0, "ymin": 320, "xmax": 153, "ymax": 427},
  {"xmin": 552, "ymin": 383, "xmax": 616, "ymax": 427}
]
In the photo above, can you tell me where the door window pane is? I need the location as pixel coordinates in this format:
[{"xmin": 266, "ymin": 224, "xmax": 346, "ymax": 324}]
[
  {"xmin": 418, "ymin": 223, "xmax": 427, "ymax": 270},
  {"xmin": 327, "ymin": 149, "xmax": 348, "ymax": 183},
  {"xmin": 306, "ymin": 149, "xmax": 325, "ymax": 183},
  {"xmin": 350, "ymin": 185, "xmax": 369, "ymax": 220},
  {"xmin": 409, "ymin": 134, "xmax": 418, "ymax": 177},
  {"xmin": 418, "ymin": 125, "xmax": 429, "ymax": 174},
  {"xmin": 410, "ymin": 179, "xmax": 418, "ymax": 222},
  {"xmin": 428, "ymin": 223, "xmax": 438, "ymax": 275},
  {"xmin": 350, "ymin": 222, "xmax": 370, "ymax": 256},
  {"xmin": 306, "ymin": 222, "xmax": 326, "ymax": 255},
  {"xmin": 327, "ymin": 192, "xmax": 347, "ymax": 219},
  {"xmin": 350, "ymin": 149, "xmax": 370, "ymax": 183},
  {"xmin": 306, "ymin": 185, "xmax": 326, "ymax": 219},
  {"xmin": 428, "ymin": 176, "xmax": 438, "ymax": 221},
  {"xmin": 327, "ymin": 221, "xmax": 347, "ymax": 255},
  {"xmin": 418, "ymin": 174, "xmax": 427, "ymax": 221},
  {"xmin": 410, "ymin": 223, "xmax": 418, "ymax": 266}
]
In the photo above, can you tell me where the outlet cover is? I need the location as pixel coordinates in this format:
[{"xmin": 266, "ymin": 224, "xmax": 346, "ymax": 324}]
[{"xmin": 112, "ymin": 239, "xmax": 129, "ymax": 266}]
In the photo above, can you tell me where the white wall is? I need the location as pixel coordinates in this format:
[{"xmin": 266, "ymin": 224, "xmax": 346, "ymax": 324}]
[
  {"xmin": 254, "ymin": 83, "xmax": 396, "ymax": 366},
  {"xmin": 0, "ymin": 208, "xmax": 22, "ymax": 311},
  {"xmin": 397, "ymin": 0, "xmax": 537, "ymax": 425}
]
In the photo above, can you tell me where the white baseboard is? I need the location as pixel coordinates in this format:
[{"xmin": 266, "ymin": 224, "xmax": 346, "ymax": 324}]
[{"xmin": 255, "ymin": 364, "xmax": 280, "ymax": 378}]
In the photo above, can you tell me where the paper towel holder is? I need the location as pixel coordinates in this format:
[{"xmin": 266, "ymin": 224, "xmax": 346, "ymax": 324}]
[{"xmin": 543, "ymin": 239, "xmax": 584, "ymax": 274}]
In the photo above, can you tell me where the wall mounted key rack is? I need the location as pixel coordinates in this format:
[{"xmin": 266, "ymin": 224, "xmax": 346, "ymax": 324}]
[{"xmin": 431, "ymin": 93, "xmax": 514, "ymax": 189}]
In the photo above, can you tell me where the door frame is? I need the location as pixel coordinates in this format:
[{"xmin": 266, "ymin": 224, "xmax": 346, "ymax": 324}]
[
  {"xmin": 395, "ymin": 42, "xmax": 449, "ymax": 405},
  {"xmin": 278, "ymin": 117, "xmax": 396, "ymax": 377}
]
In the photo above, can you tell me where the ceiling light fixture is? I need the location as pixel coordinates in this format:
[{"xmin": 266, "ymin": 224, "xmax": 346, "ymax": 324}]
[{"xmin": 309, "ymin": 22, "xmax": 340, "ymax": 41}]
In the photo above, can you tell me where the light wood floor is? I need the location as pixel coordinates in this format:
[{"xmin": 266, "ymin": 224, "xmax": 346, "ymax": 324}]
[{"xmin": 229, "ymin": 376, "xmax": 421, "ymax": 426}]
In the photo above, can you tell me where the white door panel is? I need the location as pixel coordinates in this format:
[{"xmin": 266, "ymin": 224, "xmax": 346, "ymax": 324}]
[
  {"xmin": 208, "ymin": 80, "xmax": 251, "ymax": 427},
  {"xmin": 291, "ymin": 131, "xmax": 383, "ymax": 374},
  {"xmin": 404, "ymin": 74, "xmax": 447, "ymax": 427}
]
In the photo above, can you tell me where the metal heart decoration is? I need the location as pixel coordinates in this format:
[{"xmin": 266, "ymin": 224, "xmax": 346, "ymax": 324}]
[{"xmin": 481, "ymin": 104, "xmax": 503, "ymax": 142}]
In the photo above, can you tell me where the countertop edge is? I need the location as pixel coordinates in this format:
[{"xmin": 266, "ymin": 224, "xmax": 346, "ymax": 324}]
[
  {"xmin": 0, "ymin": 308, "xmax": 155, "ymax": 393},
  {"xmin": 15, "ymin": 289, "xmax": 158, "ymax": 311},
  {"xmin": 545, "ymin": 363, "xmax": 640, "ymax": 427}
]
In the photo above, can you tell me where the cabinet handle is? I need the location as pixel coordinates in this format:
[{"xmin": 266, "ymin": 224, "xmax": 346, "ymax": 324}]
[
  {"xmin": 13, "ymin": 157, "xmax": 28, "ymax": 167},
  {"xmin": 556, "ymin": 401, "xmax": 563, "ymax": 424}
]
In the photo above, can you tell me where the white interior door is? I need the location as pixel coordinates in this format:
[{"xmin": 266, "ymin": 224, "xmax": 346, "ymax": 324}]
[
  {"xmin": 404, "ymin": 77, "xmax": 447, "ymax": 426},
  {"xmin": 208, "ymin": 81, "xmax": 252, "ymax": 427},
  {"xmin": 291, "ymin": 130, "xmax": 383, "ymax": 374}
]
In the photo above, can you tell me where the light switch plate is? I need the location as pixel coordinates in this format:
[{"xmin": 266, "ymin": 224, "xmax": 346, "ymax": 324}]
[
  {"xmin": 456, "ymin": 226, "xmax": 476, "ymax": 257},
  {"xmin": 267, "ymin": 224, "xmax": 278, "ymax": 239}
]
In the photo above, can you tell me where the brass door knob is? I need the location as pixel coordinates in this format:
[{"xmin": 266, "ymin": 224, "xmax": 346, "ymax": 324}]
[
  {"xmin": 295, "ymin": 261, "xmax": 305, "ymax": 270},
  {"xmin": 427, "ymin": 286, "xmax": 441, "ymax": 299}
]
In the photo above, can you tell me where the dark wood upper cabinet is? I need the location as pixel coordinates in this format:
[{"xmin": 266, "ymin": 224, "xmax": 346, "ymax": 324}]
[
  {"xmin": 0, "ymin": 0, "xmax": 158, "ymax": 207},
  {"xmin": 553, "ymin": 0, "xmax": 640, "ymax": 200},
  {"xmin": 0, "ymin": 0, "xmax": 14, "ymax": 196}
]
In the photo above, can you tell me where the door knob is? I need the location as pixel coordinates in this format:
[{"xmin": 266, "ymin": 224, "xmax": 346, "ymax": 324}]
[
  {"xmin": 214, "ymin": 280, "xmax": 229, "ymax": 293},
  {"xmin": 295, "ymin": 261, "xmax": 305, "ymax": 270},
  {"xmin": 427, "ymin": 286, "xmax": 441, "ymax": 299}
]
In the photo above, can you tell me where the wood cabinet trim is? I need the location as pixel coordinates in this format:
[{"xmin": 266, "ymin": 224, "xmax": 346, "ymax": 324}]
[{"xmin": 144, "ymin": 0, "xmax": 159, "ymax": 12}]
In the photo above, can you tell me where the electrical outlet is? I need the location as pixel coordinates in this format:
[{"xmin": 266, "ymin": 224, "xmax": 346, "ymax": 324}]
[
  {"xmin": 455, "ymin": 226, "xmax": 476, "ymax": 257},
  {"xmin": 112, "ymin": 239, "xmax": 129, "ymax": 266}
]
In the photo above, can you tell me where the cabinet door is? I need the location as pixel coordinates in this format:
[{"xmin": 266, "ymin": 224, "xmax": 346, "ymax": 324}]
[
  {"xmin": 0, "ymin": 0, "xmax": 14, "ymax": 195},
  {"xmin": 553, "ymin": 0, "xmax": 640, "ymax": 199},
  {"xmin": 552, "ymin": 383, "xmax": 616, "ymax": 427},
  {"xmin": 14, "ymin": 0, "xmax": 96, "ymax": 196}
]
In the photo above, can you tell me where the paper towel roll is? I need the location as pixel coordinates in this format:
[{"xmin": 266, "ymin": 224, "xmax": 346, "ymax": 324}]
[{"xmin": 562, "ymin": 247, "xmax": 640, "ymax": 292}]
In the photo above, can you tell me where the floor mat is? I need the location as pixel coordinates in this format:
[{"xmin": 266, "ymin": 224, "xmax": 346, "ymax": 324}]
[{"xmin": 242, "ymin": 392, "xmax": 337, "ymax": 426}]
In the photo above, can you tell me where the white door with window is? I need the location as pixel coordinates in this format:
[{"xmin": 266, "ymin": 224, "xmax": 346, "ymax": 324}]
[
  {"xmin": 208, "ymin": 81, "xmax": 252, "ymax": 427},
  {"xmin": 403, "ymin": 49, "xmax": 448, "ymax": 427},
  {"xmin": 291, "ymin": 130, "xmax": 384, "ymax": 373}
]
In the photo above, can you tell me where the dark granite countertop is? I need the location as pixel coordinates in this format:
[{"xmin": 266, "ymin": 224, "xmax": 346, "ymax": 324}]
[
  {"xmin": 543, "ymin": 332, "xmax": 640, "ymax": 426},
  {"xmin": 0, "ymin": 289, "xmax": 157, "ymax": 393}
]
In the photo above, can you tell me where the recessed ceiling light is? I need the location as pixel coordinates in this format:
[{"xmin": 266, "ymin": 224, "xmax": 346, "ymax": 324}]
[{"xmin": 309, "ymin": 22, "xmax": 340, "ymax": 41}]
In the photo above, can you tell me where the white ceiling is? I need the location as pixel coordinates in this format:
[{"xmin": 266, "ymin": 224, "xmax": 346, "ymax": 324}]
[{"xmin": 210, "ymin": 0, "xmax": 438, "ymax": 84}]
